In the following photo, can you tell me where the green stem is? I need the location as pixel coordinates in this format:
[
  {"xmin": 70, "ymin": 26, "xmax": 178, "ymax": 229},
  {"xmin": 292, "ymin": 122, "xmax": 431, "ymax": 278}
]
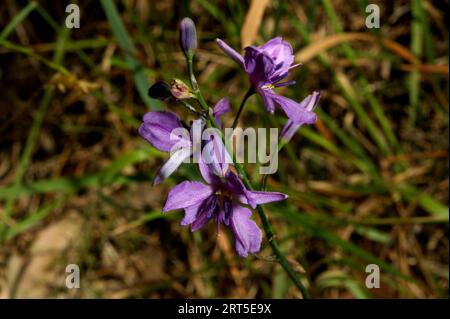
[
  {"xmin": 231, "ymin": 87, "xmax": 254, "ymax": 129},
  {"xmin": 237, "ymin": 166, "xmax": 310, "ymax": 299},
  {"xmin": 187, "ymin": 56, "xmax": 198, "ymax": 91}
]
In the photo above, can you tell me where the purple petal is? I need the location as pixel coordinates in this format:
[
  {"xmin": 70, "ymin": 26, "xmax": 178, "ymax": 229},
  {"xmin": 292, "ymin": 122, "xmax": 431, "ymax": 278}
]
[
  {"xmin": 224, "ymin": 171, "xmax": 287, "ymax": 208},
  {"xmin": 153, "ymin": 147, "xmax": 191, "ymax": 185},
  {"xmin": 258, "ymin": 37, "xmax": 283, "ymax": 51},
  {"xmin": 139, "ymin": 111, "xmax": 188, "ymax": 152},
  {"xmin": 244, "ymin": 191, "xmax": 288, "ymax": 208},
  {"xmin": 215, "ymin": 197, "xmax": 233, "ymax": 228},
  {"xmin": 181, "ymin": 201, "xmax": 202, "ymax": 226},
  {"xmin": 301, "ymin": 91, "xmax": 321, "ymax": 113},
  {"xmin": 244, "ymin": 46, "xmax": 275, "ymax": 86},
  {"xmin": 216, "ymin": 38, "xmax": 245, "ymax": 69},
  {"xmin": 280, "ymin": 119, "xmax": 297, "ymax": 142},
  {"xmin": 229, "ymin": 205, "xmax": 262, "ymax": 257},
  {"xmin": 213, "ymin": 97, "xmax": 231, "ymax": 128},
  {"xmin": 190, "ymin": 195, "xmax": 219, "ymax": 231},
  {"xmin": 258, "ymin": 88, "xmax": 276, "ymax": 114},
  {"xmin": 198, "ymin": 150, "xmax": 222, "ymax": 186},
  {"xmin": 202, "ymin": 130, "xmax": 232, "ymax": 178},
  {"xmin": 280, "ymin": 91, "xmax": 320, "ymax": 142},
  {"xmin": 163, "ymin": 181, "xmax": 213, "ymax": 212},
  {"xmin": 258, "ymin": 37, "xmax": 294, "ymax": 82},
  {"xmin": 265, "ymin": 91, "xmax": 317, "ymax": 124},
  {"xmin": 224, "ymin": 170, "xmax": 247, "ymax": 193}
]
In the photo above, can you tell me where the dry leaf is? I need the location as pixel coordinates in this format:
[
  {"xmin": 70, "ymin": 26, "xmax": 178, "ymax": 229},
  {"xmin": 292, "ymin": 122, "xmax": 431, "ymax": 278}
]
[
  {"xmin": 241, "ymin": 0, "xmax": 269, "ymax": 48},
  {"xmin": 296, "ymin": 32, "xmax": 420, "ymax": 64}
]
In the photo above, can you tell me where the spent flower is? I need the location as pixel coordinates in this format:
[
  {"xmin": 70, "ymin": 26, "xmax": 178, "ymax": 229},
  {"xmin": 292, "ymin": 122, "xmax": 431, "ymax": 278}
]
[{"xmin": 170, "ymin": 79, "xmax": 195, "ymax": 100}]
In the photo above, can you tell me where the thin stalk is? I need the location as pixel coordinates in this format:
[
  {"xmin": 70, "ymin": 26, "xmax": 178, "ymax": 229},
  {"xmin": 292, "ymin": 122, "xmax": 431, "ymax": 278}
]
[
  {"xmin": 231, "ymin": 87, "xmax": 254, "ymax": 129},
  {"xmin": 187, "ymin": 57, "xmax": 198, "ymax": 91}
]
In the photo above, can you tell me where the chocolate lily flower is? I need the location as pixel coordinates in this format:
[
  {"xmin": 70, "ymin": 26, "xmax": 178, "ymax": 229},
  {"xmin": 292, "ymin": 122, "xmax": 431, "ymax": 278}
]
[
  {"xmin": 216, "ymin": 37, "xmax": 317, "ymax": 125},
  {"xmin": 138, "ymin": 98, "xmax": 231, "ymax": 184},
  {"xmin": 162, "ymin": 136, "xmax": 287, "ymax": 257}
]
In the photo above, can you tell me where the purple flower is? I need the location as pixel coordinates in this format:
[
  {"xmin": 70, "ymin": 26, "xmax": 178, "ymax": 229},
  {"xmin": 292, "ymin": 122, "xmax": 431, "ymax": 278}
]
[
  {"xmin": 212, "ymin": 96, "xmax": 230, "ymax": 128},
  {"xmin": 280, "ymin": 91, "xmax": 321, "ymax": 142},
  {"xmin": 139, "ymin": 111, "xmax": 192, "ymax": 185},
  {"xmin": 162, "ymin": 141, "xmax": 287, "ymax": 257},
  {"xmin": 138, "ymin": 98, "xmax": 231, "ymax": 184},
  {"xmin": 216, "ymin": 37, "xmax": 317, "ymax": 125}
]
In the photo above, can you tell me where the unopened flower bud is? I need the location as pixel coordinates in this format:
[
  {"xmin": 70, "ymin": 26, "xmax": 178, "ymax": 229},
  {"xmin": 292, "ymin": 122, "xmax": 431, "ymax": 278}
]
[
  {"xmin": 180, "ymin": 17, "xmax": 197, "ymax": 58},
  {"xmin": 148, "ymin": 81, "xmax": 172, "ymax": 100},
  {"xmin": 170, "ymin": 79, "xmax": 195, "ymax": 100}
]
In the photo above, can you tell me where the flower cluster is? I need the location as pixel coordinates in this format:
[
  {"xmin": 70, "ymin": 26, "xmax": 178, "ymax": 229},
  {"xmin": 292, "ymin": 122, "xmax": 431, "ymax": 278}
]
[{"xmin": 139, "ymin": 17, "xmax": 320, "ymax": 257}]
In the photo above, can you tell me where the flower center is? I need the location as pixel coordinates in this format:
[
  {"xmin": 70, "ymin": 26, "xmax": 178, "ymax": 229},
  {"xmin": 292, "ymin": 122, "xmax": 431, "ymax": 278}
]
[{"xmin": 261, "ymin": 84, "xmax": 275, "ymax": 90}]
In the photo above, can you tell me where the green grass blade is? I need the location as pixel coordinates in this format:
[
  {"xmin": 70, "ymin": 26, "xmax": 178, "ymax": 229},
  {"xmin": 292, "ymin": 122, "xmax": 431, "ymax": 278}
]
[
  {"xmin": 408, "ymin": 0, "xmax": 423, "ymax": 124},
  {"xmin": 0, "ymin": 147, "xmax": 161, "ymax": 199},
  {"xmin": 100, "ymin": 0, "xmax": 161, "ymax": 110},
  {"xmin": 5, "ymin": 197, "xmax": 65, "ymax": 241},
  {"xmin": 0, "ymin": 1, "xmax": 37, "ymax": 41},
  {"xmin": 277, "ymin": 207, "xmax": 411, "ymax": 281},
  {"xmin": 0, "ymin": 26, "xmax": 70, "ymax": 242}
]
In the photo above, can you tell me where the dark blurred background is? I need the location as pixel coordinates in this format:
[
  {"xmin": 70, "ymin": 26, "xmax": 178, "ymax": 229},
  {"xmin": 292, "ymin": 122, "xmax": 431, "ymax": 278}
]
[{"xmin": 0, "ymin": 0, "xmax": 448, "ymax": 298}]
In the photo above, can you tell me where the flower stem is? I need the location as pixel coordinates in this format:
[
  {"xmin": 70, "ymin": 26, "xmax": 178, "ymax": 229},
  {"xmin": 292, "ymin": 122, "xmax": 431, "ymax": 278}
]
[
  {"xmin": 231, "ymin": 87, "xmax": 254, "ymax": 129},
  {"xmin": 233, "ymin": 164, "xmax": 310, "ymax": 299},
  {"xmin": 187, "ymin": 57, "xmax": 198, "ymax": 91}
]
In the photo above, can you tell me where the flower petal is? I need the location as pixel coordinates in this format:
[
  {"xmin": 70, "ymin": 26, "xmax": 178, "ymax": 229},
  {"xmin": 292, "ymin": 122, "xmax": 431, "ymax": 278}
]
[
  {"xmin": 153, "ymin": 147, "xmax": 191, "ymax": 185},
  {"xmin": 258, "ymin": 37, "xmax": 283, "ymax": 50},
  {"xmin": 202, "ymin": 130, "xmax": 232, "ymax": 178},
  {"xmin": 229, "ymin": 205, "xmax": 262, "ymax": 257},
  {"xmin": 296, "ymin": 91, "xmax": 320, "ymax": 113},
  {"xmin": 258, "ymin": 37, "xmax": 294, "ymax": 82},
  {"xmin": 163, "ymin": 181, "xmax": 213, "ymax": 212},
  {"xmin": 213, "ymin": 97, "xmax": 231, "ymax": 128},
  {"xmin": 181, "ymin": 201, "xmax": 202, "ymax": 226},
  {"xmin": 279, "ymin": 119, "xmax": 297, "ymax": 142},
  {"xmin": 265, "ymin": 91, "xmax": 317, "ymax": 124},
  {"xmin": 190, "ymin": 195, "xmax": 219, "ymax": 231},
  {"xmin": 216, "ymin": 38, "xmax": 245, "ymax": 69},
  {"xmin": 224, "ymin": 171, "xmax": 287, "ymax": 208},
  {"xmin": 258, "ymin": 88, "xmax": 276, "ymax": 114},
  {"xmin": 139, "ymin": 111, "xmax": 188, "ymax": 152},
  {"xmin": 280, "ymin": 91, "xmax": 320, "ymax": 141},
  {"xmin": 244, "ymin": 190, "xmax": 288, "ymax": 208},
  {"xmin": 244, "ymin": 46, "xmax": 275, "ymax": 86},
  {"xmin": 224, "ymin": 170, "xmax": 247, "ymax": 196},
  {"xmin": 198, "ymin": 149, "xmax": 222, "ymax": 186}
]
